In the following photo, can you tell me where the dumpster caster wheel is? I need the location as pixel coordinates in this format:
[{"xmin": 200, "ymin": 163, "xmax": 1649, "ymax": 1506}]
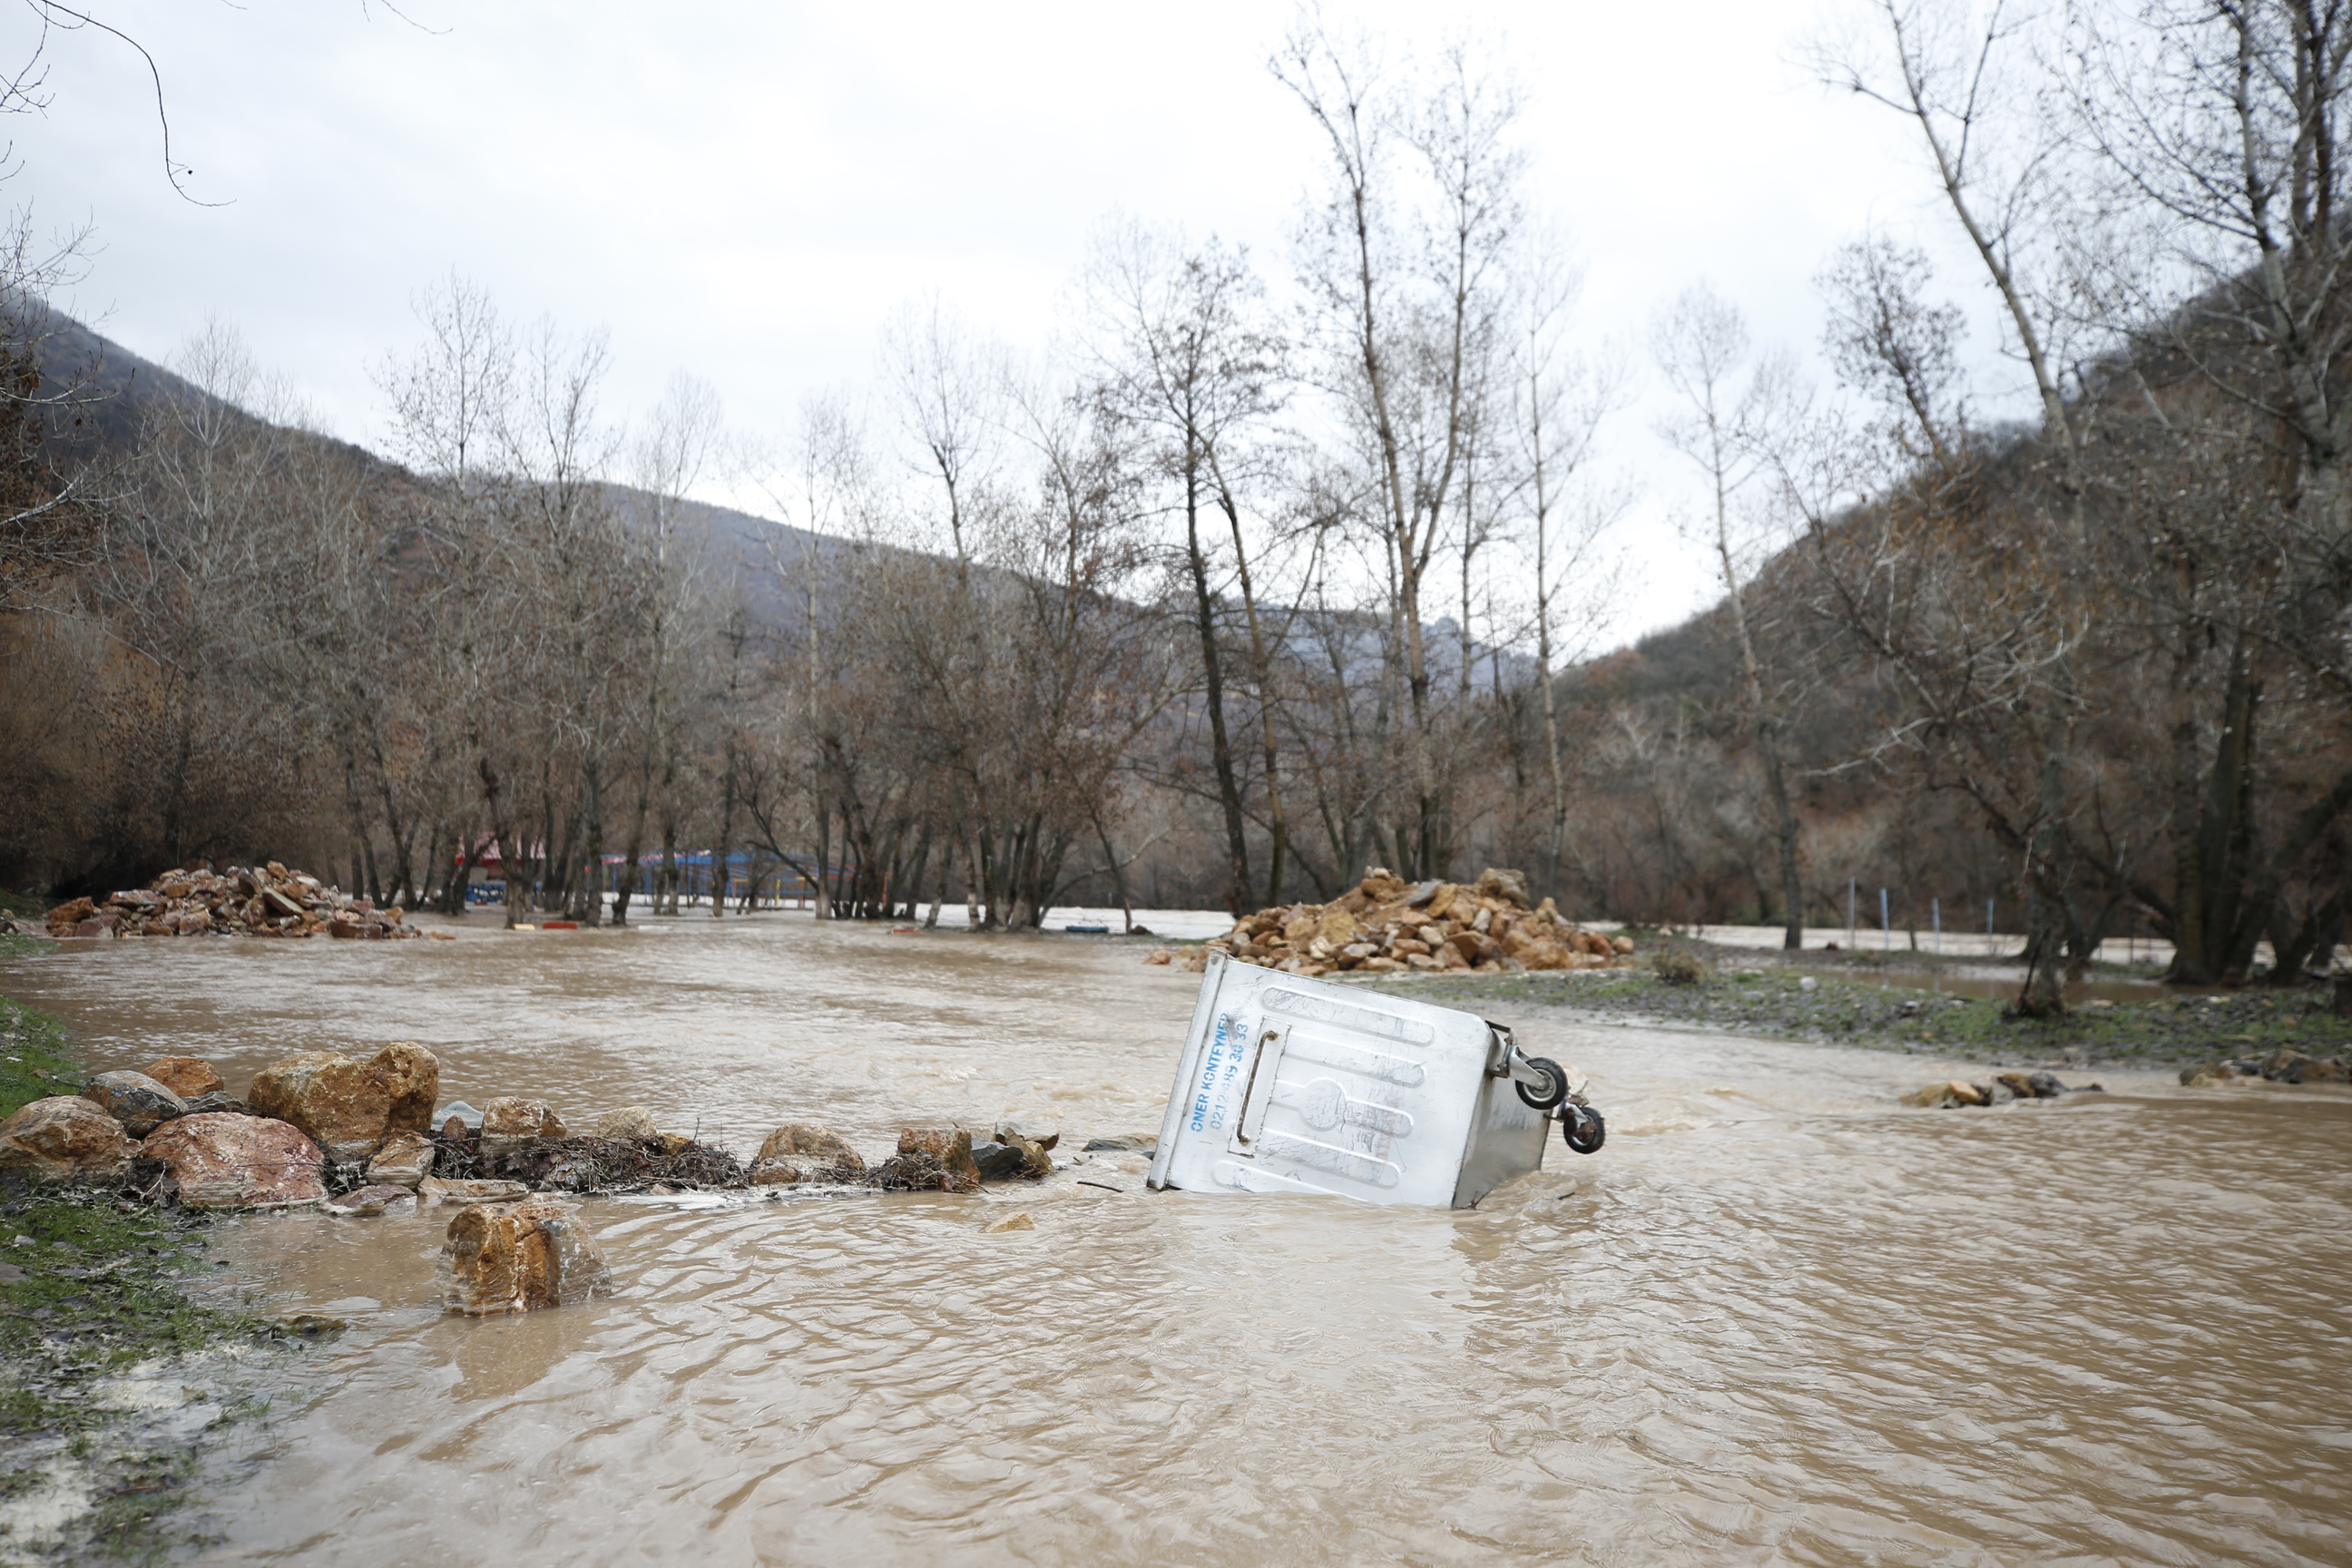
[
  {"xmin": 1563, "ymin": 1107, "xmax": 1606, "ymax": 1154},
  {"xmin": 1514, "ymin": 1056, "xmax": 1568, "ymax": 1111}
]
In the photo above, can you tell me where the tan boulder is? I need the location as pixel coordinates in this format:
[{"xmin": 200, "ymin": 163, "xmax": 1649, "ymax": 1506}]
[
  {"xmin": 1473, "ymin": 867, "xmax": 1530, "ymax": 908},
  {"xmin": 892, "ymin": 1127, "xmax": 982, "ymax": 1192},
  {"xmin": 755, "ymin": 1122, "xmax": 864, "ymax": 1170},
  {"xmin": 141, "ymin": 1112, "xmax": 325, "ymax": 1208},
  {"xmin": 247, "ymin": 1043, "xmax": 442, "ymax": 1161},
  {"xmin": 79, "ymin": 1070, "xmax": 189, "ymax": 1136},
  {"xmin": 1314, "ymin": 906, "xmax": 1360, "ymax": 947},
  {"xmin": 366, "ymin": 1130, "xmax": 436, "ymax": 1190},
  {"xmin": 0, "ymin": 1096, "xmax": 136, "ymax": 1179},
  {"xmin": 479, "ymin": 1096, "xmax": 567, "ymax": 1155},
  {"xmin": 1612, "ymin": 934, "xmax": 1636, "ymax": 955},
  {"xmin": 591, "ymin": 1105, "xmax": 660, "ymax": 1142},
  {"xmin": 439, "ymin": 1198, "xmax": 613, "ymax": 1315},
  {"xmin": 989, "ymin": 1123, "xmax": 1054, "ymax": 1179},
  {"xmin": 1900, "ymin": 1080, "xmax": 1988, "ymax": 1110},
  {"xmin": 1143, "ymin": 948, "xmax": 1172, "ymax": 965},
  {"xmin": 751, "ymin": 1121, "xmax": 866, "ymax": 1185},
  {"xmin": 142, "ymin": 1055, "xmax": 225, "ymax": 1099}
]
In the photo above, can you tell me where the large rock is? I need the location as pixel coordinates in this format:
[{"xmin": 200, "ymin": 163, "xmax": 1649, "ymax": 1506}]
[
  {"xmin": 246, "ymin": 1043, "xmax": 441, "ymax": 1161},
  {"xmin": 141, "ymin": 1112, "xmax": 326, "ymax": 1208},
  {"xmin": 751, "ymin": 1122, "xmax": 865, "ymax": 1184},
  {"xmin": 366, "ymin": 1130, "xmax": 435, "ymax": 1190},
  {"xmin": 591, "ymin": 1105, "xmax": 660, "ymax": 1142},
  {"xmin": 974, "ymin": 1123, "xmax": 1049, "ymax": 1184},
  {"xmin": 479, "ymin": 1096, "xmax": 567, "ymax": 1156},
  {"xmin": 0, "ymin": 1096, "xmax": 136, "ymax": 1179},
  {"xmin": 439, "ymin": 1198, "xmax": 613, "ymax": 1315},
  {"xmin": 887, "ymin": 1127, "xmax": 982, "ymax": 1192},
  {"xmin": 142, "ymin": 1056, "xmax": 225, "ymax": 1099},
  {"xmin": 1473, "ymin": 867, "xmax": 1530, "ymax": 908},
  {"xmin": 79, "ymin": 1070, "xmax": 189, "ymax": 1136}
]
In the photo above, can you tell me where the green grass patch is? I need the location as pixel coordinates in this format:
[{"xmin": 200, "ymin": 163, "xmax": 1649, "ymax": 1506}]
[
  {"xmin": 1, "ymin": 969, "xmax": 82, "ymax": 1120},
  {"xmin": 0, "ymin": 1194, "xmax": 270, "ymax": 1440},
  {"xmin": 1377, "ymin": 966, "xmax": 2352, "ymax": 1069}
]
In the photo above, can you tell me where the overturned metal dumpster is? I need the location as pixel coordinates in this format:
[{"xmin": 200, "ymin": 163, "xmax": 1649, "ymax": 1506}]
[{"xmin": 1147, "ymin": 952, "xmax": 1604, "ymax": 1208}]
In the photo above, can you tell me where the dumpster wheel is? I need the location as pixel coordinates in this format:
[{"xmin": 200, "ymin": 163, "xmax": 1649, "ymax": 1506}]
[
  {"xmin": 1514, "ymin": 1055, "xmax": 1569, "ymax": 1111},
  {"xmin": 1562, "ymin": 1106, "xmax": 1607, "ymax": 1155}
]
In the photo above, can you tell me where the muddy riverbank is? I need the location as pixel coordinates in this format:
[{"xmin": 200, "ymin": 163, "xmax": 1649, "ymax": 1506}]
[{"xmin": 2, "ymin": 913, "xmax": 2347, "ymax": 1565}]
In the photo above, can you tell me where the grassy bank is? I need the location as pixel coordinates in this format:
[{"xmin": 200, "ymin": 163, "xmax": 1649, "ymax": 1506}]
[
  {"xmin": 1, "ymin": 942, "xmax": 290, "ymax": 1563},
  {"xmin": 3, "ymin": 933, "xmax": 80, "ymax": 1121},
  {"xmin": 1377, "ymin": 964, "xmax": 2351, "ymax": 1071}
]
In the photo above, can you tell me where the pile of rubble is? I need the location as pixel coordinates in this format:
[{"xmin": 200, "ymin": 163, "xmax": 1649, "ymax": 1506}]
[
  {"xmin": 40, "ymin": 861, "xmax": 442, "ymax": 941},
  {"xmin": 1163, "ymin": 866, "xmax": 1633, "ymax": 977}
]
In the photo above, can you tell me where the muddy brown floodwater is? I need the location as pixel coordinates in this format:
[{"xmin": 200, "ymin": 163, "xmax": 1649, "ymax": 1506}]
[{"xmin": 5, "ymin": 916, "xmax": 2349, "ymax": 1566}]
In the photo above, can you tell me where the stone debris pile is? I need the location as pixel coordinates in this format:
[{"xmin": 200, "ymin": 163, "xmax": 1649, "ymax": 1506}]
[
  {"xmin": 2180, "ymin": 1048, "xmax": 2349, "ymax": 1087},
  {"xmin": 1173, "ymin": 866, "xmax": 1634, "ymax": 977},
  {"xmin": 0, "ymin": 1038, "xmax": 1087, "ymax": 1314},
  {"xmin": 40, "ymin": 861, "xmax": 446, "ymax": 941},
  {"xmin": 1900, "ymin": 1071, "xmax": 2099, "ymax": 1108}
]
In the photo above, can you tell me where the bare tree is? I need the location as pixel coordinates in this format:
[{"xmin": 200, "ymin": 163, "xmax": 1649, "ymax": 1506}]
[{"xmin": 1653, "ymin": 285, "xmax": 1810, "ymax": 948}]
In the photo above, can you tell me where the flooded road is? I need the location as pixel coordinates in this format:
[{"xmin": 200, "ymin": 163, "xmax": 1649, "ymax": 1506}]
[{"xmin": 5, "ymin": 916, "xmax": 2347, "ymax": 1566}]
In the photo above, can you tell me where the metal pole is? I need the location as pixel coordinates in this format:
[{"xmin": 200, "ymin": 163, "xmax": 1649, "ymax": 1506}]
[
  {"xmin": 1933, "ymin": 897, "xmax": 1942, "ymax": 956},
  {"xmin": 1986, "ymin": 897, "xmax": 1994, "ymax": 956},
  {"xmin": 1879, "ymin": 887, "xmax": 1890, "ymax": 951},
  {"xmin": 1847, "ymin": 877, "xmax": 1857, "ymax": 948}
]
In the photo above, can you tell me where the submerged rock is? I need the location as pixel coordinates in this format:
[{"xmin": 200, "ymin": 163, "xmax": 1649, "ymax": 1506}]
[
  {"xmin": 141, "ymin": 1055, "xmax": 225, "ymax": 1099},
  {"xmin": 1899, "ymin": 1079, "xmax": 1990, "ymax": 1110},
  {"xmin": 418, "ymin": 1176, "xmax": 531, "ymax": 1205},
  {"xmin": 439, "ymin": 1197, "xmax": 613, "ymax": 1314},
  {"xmin": 323, "ymin": 1183, "xmax": 417, "ymax": 1216},
  {"xmin": 247, "ymin": 1043, "xmax": 441, "ymax": 1161},
  {"xmin": 970, "ymin": 1141, "xmax": 1025, "ymax": 1181},
  {"xmin": 367, "ymin": 1131, "xmax": 436, "ymax": 1190},
  {"xmin": 984, "ymin": 1123, "xmax": 1054, "ymax": 1180},
  {"xmin": 981, "ymin": 1210, "xmax": 1036, "ymax": 1232},
  {"xmin": 1082, "ymin": 1133, "xmax": 1158, "ymax": 1153},
  {"xmin": 141, "ymin": 1112, "xmax": 326, "ymax": 1208},
  {"xmin": 0, "ymin": 1096, "xmax": 136, "ymax": 1179},
  {"xmin": 79, "ymin": 1071, "xmax": 189, "ymax": 1137}
]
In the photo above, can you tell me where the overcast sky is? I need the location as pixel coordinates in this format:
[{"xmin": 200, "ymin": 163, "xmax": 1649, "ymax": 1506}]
[{"xmin": 15, "ymin": 0, "xmax": 2032, "ymax": 642}]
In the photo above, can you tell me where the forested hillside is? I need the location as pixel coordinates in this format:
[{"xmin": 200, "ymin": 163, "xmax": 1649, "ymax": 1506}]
[{"xmin": 3, "ymin": 4, "xmax": 2348, "ymax": 1013}]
